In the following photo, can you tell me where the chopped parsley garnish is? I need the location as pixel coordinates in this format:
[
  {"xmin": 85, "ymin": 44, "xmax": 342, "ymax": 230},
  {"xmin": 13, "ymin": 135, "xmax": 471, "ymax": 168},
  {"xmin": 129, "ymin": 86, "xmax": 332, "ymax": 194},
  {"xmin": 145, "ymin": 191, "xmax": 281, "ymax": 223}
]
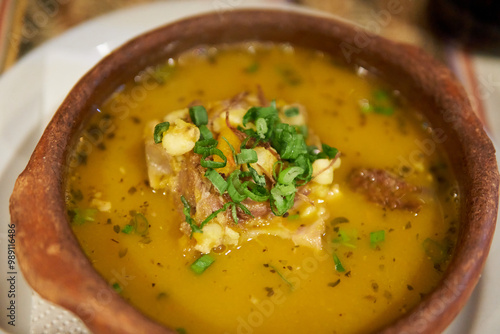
[
  {"xmin": 181, "ymin": 196, "xmax": 202, "ymax": 235},
  {"xmin": 333, "ymin": 228, "xmax": 357, "ymax": 249},
  {"xmin": 370, "ymin": 230, "xmax": 386, "ymax": 248},
  {"xmin": 360, "ymin": 89, "xmax": 395, "ymax": 116},
  {"xmin": 333, "ymin": 253, "xmax": 346, "ymax": 272},
  {"xmin": 269, "ymin": 264, "xmax": 294, "ymax": 290},
  {"xmin": 121, "ymin": 224, "xmax": 134, "ymax": 234},
  {"xmin": 190, "ymin": 254, "xmax": 215, "ymax": 274}
]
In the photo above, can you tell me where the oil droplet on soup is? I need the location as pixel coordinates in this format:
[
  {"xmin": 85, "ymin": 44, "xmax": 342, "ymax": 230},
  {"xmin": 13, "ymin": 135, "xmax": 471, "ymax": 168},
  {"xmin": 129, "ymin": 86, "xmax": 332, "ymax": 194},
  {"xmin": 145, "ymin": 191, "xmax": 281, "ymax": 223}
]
[{"xmin": 66, "ymin": 43, "xmax": 459, "ymax": 334}]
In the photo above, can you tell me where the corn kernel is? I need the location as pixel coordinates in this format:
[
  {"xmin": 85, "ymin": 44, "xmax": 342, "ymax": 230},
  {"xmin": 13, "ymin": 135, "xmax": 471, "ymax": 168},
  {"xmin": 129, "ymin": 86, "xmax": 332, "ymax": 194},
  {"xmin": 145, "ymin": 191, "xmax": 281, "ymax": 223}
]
[{"xmin": 162, "ymin": 119, "xmax": 200, "ymax": 156}]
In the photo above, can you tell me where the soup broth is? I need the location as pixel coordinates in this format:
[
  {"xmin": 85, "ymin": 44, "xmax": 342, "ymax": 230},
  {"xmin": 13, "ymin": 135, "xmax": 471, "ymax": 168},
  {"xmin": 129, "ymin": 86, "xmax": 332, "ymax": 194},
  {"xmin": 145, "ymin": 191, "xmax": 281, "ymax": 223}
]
[{"xmin": 66, "ymin": 43, "xmax": 459, "ymax": 334}]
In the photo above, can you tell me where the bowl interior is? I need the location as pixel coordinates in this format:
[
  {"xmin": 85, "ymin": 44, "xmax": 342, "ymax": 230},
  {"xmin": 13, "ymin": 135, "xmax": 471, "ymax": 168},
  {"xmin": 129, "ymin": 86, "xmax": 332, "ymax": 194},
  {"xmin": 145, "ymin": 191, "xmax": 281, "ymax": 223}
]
[{"xmin": 9, "ymin": 8, "xmax": 499, "ymax": 334}]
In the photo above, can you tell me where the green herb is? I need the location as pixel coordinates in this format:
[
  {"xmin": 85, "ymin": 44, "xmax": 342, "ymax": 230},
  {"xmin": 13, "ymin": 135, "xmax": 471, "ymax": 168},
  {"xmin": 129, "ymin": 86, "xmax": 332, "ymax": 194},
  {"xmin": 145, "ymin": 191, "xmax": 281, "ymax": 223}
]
[
  {"xmin": 333, "ymin": 229, "xmax": 357, "ymax": 249},
  {"xmin": 278, "ymin": 166, "xmax": 304, "ymax": 185},
  {"xmin": 153, "ymin": 122, "xmax": 170, "ymax": 144},
  {"xmin": 180, "ymin": 195, "xmax": 202, "ymax": 235},
  {"xmin": 276, "ymin": 66, "xmax": 302, "ymax": 86},
  {"xmin": 69, "ymin": 208, "xmax": 97, "ymax": 225},
  {"xmin": 121, "ymin": 224, "xmax": 134, "ymax": 234},
  {"xmin": 255, "ymin": 118, "xmax": 268, "ymax": 138},
  {"xmin": 321, "ymin": 144, "xmax": 339, "ymax": 159},
  {"xmin": 247, "ymin": 164, "xmax": 266, "ymax": 187},
  {"xmin": 296, "ymin": 125, "xmax": 308, "ymax": 138},
  {"xmin": 176, "ymin": 328, "xmax": 187, "ymax": 334},
  {"xmin": 227, "ymin": 170, "xmax": 247, "ymax": 203},
  {"xmin": 245, "ymin": 62, "xmax": 260, "ymax": 73},
  {"xmin": 333, "ymin": 254, "xmax": 346, "ymax": 272},
  {"xmin": 205, "ymin": 169, "xmax": 228, "ymax": 194},
  {"xmin": 360, "ymin": 89, "xmax": 395, "ymax": 116},
  {"xmin": 221, "ymin": 136, "xmax": 237, "ymax": 162},
  {"xmin": 200, "ymin": 201, "xmax": 232, "ymax": 227},
  {"xmin": 242, "ymin": 181, "xmax": 269, "ymax": 202},
  {"xmin": 200, "ymin": 148, "xmax": 227, "ymax": 168},
  {"xmin": 190, "ymin": 254, "xmax": 215, "ymax": 274},
  {"xmin": 269, "ymin": 264, "xmax": 294, "ymax": 290},
  {"xmin": 198, "ymin": 124, "xmax": 213, "ymax": 140},
  {"xmin": 370, "ymin": 230, "xmax": 386, "ymax": 248},
  {"xmin": 112, "ymin": 282, "xmax": 122, "ymax": 293},
  {"xmin": 284, "ymin": 107, "xmax": 299, "ymax": 117},
  {"xmin": 236, "ymin": 149, "xmax": 258, "ymax": 164},
  {"xmin": 270, "ymin": 184, "xmax": 296, "ymax": 216},
  {"xmin": 194, "ymin": 138, "xmax": 218, "ymax": 154},
  {"xmin": 189, "ymin": 105, "xmax": 209, "ymax": 126}
]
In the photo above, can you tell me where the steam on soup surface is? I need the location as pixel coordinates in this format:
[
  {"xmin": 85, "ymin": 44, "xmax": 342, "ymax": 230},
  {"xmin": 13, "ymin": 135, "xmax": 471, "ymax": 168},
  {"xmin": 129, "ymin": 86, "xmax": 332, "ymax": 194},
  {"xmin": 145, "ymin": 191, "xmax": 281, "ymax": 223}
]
[{"xmin": 66, "ymin": 43, "xmax": 459, "ymax": 334}]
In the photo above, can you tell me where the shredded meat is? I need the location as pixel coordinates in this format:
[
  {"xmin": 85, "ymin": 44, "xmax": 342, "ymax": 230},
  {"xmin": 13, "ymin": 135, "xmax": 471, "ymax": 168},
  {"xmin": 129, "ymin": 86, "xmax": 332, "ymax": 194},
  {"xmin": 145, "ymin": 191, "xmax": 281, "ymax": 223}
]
[
  {"xmin": 177, "ymin": 153, "xmax": 227, "ymax": 223},
  {"xmin": 347, "ymin": 168, "xmax": 422, "ymax": 211}
]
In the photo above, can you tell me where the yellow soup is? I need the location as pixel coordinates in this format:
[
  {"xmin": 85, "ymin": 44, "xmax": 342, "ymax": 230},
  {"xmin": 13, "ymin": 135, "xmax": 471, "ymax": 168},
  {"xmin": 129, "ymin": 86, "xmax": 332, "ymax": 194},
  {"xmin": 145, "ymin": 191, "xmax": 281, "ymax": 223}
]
[{"xmin": 66, "ymin": 43, "xmax": 459, "ymax": 334}]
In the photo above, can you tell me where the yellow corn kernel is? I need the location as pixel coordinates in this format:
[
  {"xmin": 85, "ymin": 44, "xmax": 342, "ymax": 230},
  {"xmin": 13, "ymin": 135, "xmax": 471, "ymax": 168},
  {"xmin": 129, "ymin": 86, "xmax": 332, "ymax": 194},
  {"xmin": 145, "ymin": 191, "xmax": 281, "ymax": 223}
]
[
  {"xmin": 249, "ymin": 147, "xmax": 278, "ymax": 177},
  {"xmin": 312, "ymin": 158, "xmax": 341, "ymax": 185},
  {"xmin": 161, "ymin": 119, "xmax": 200, "ymax": 156}
]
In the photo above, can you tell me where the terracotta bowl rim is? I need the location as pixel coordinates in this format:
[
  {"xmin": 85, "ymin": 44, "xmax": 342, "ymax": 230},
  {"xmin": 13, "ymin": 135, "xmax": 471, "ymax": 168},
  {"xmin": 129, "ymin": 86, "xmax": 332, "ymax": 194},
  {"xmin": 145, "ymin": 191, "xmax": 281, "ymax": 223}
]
[{"xmin": 9, "ymin": 7, "xmax": 499, "ymax": 334}]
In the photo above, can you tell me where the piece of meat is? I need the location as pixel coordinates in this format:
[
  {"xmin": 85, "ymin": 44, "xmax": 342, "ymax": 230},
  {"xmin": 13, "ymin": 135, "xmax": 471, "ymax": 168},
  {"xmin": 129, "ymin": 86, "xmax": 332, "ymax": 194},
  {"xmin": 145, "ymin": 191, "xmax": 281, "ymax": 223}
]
[
  {"xmin": 177, "ymin": 153, "xmax": 228, "ymax": 224},
  {"xmin": 347, "ymin": 168, "xmax": 422, "ymax": 211}
]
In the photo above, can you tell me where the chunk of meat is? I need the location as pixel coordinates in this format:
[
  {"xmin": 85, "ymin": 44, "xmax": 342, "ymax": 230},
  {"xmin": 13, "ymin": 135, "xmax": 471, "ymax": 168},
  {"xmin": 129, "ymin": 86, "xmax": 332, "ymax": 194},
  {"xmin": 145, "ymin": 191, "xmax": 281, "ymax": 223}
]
[
  {"xmin": 177, "ymin": 153, "xmax": 227, "ymax": 224},
  {"xmin": 347, "ymin": 168, "xmax": 422, "ymax": 211}
]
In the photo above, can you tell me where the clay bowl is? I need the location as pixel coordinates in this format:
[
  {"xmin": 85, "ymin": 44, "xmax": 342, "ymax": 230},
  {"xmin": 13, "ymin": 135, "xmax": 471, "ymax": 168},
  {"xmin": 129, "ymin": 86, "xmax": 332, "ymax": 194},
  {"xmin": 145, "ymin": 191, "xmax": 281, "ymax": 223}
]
[{"xmin": 9, "ymin": 7, "xmax": 499, "ymax": 334}]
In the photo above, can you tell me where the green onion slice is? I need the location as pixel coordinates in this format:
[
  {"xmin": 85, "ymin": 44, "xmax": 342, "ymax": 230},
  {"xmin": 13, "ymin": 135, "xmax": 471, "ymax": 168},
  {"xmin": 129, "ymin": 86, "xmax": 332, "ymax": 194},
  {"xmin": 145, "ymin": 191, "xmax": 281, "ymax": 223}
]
[
  {"xmin": 198, "ymin": 124, "xmax": 213, "ymax": 140},
  {"xmin": 236, "ymin": 148, "xmax": 258, "ymax": 164},
  {"xmin": 284, "ymin": 107, "xmax": 299, "ymax": 117},
  {"xmin": 227, "ymin": 170, "xmax": 247, "ymax": 203},
  {"xmin": 201, "ymin": 148, "xmax": 227, "ymax": 168},
  {"xmin": 242, "ymin": 181, "xmax": 269, "ymax": 202},
  {"xmin": 278, "ymin": 166, "xmax": 304, "ymax": 185},
  {"xmin": 194, "ymin": 139, "xmax": 218, "ymax": 154},
  {"xmin": 256, "ymin": 118, "xmax": 268, "ymax": 138},
  {"xmin": 190, "ymin": 254, "xmax": 215, "ymax": 274},
  {"xmin": 205, "ymin": 169, "xmax": 228, "ymax": 194},
  {"xmin": 189, "ymin": 105, "xmax": 209, "ymax": 126},
  {"xmin": 153, "ymin": 122, "xmax": 170, "ymax": 144}
]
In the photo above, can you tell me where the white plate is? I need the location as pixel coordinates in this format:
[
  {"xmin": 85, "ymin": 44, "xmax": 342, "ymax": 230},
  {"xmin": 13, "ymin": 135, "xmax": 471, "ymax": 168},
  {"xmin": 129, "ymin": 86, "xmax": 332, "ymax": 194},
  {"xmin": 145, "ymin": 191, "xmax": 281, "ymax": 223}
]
[{"xmin": 0, "ymin": 1, "xmax": 497, "ymax": 333}]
